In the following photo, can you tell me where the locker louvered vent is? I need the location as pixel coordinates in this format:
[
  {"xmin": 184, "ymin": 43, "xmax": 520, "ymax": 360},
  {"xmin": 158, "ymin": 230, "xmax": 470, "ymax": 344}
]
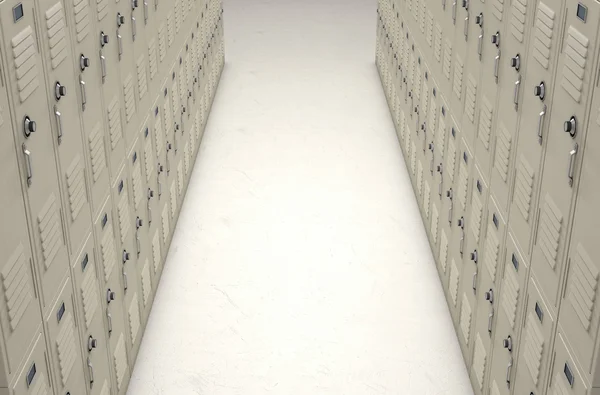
[
  {"xmin": 96, "ymin": 0, "xmax": 108, "ymax": 21},
  {"xmin": 567, "ymin": 244, "xmax": 598, "ymax": 332},
  {"xmin": 89, "ymin": 123, "xmax": 106, "ymax": 182},
  {"xmin": 38, "ymin": 194, "xmax": 62, "ymax": 270},
  {"xmin": 419, "ymin": 2, "xmax": 425, "ymax": 33},
  {"xmin": 101, "ymin": 227, "xmax": 116, "ymax": 281},
  {"xmin": 431, "ymin": 204, "xmax": 439, "ymax": 244},
  {"xmin": 177, "ymin": 161, "xmax": 184, "ymax": 195},
  {"xmin": 158, "ymin": 23, "xmax": 166, "ymax": 62},
  {"xmin": 172, "ymin": 81, "xmax": 180, "ymax": 119},
  {"xmin": 148, "ymin": 39, "xmax": 158, "ymax": 80},
  {"xmin": 190, "ymin": 124, "xmax": 197, "ymax": 155},
  {"xmin": 553, "ymin": 373, "xmax": 572, "ymax": 395},
  {"xmin": 99, "ymin": 381, "xmax": 110, "ymax": 395},
  {"xmin": 113, "ymin": 334, "xmax": 128, "ymax": 390},
  {"xmin": 56, "ymin": 314, "xmax": 77, "ymax": 385},
  {"xmin": 538, "ymin": 194, "xmax": 562, "ymax": 270},
  {"xmin": 494, "ymin": 123, "xmax": 512, "ymax": 182},
  {"xmin": 491, "ymin": 0, "xmax": 504, "ymax": 20},
  {"xmin": 426, "ymin": 11, "xmax": 433, "ymax": 47},
  {"xmin": 428, "ymin": 96, "xmax": 437, "ymax": 134},
  {"xmin": 532, "ymin": 2, "xmax": 555, "ymax": 69},
  {"xmin": 510, "ymin": 0, "xmax": 526, "ymax": 42},
  {"xmin": 399, "ymin": 110, "xmax": 406, "ymax": 140},
  {"xmin": 501, "ymin": 264, "xmax": 520, "ymax": 329},
  {"xmin": 30, "ymin": 371, "xmax": 49, "ymax": 395},
  {"xmin": 12, "ymin": 26, "xmax": 40, "ymax": 103},
  {"xmin": 154, "ymin": 114, "xmax": 164, "ymax": 156},
  {"xmin": 421, "ymin": 80, "xmax": 429, "ymax": 117},
  {"xmin": 163, "ymin": 99, "xmax": 173, "ymax": 134},
  {"xmin": 118, "ymin": 192, "xmax": 131, "ymax": 243},
  {"xmin": 437, "ymin": 116, "xmax": 446, "ymax": 157},
  {"xmin": 561, "ymin": 26, "xmax": 589, "ymax": 103},
  {"xmin": 484, "ymin": 224, "xmax": 500, "ymax": 282},
  {"xmin": 478, "ymin": 97, "xmax": 493, "ymax": 150},
  {"xmin": 142, "ymin": 261, "xmax": 152, "ymax": 306},
  {"xmin": 457, "ymin": 161, "xmax": 469, "ymax": 211},
  {"xmin": 108, "ymin": 97, "xmax": 123, "ymax": 149},
  {"xmin": 446, "ymin": 137, "xmax": 456, "ymax": 183},
  {"xmin": 170, "ymin": 181, "xmax": 177, "ymax": 218},
  {"xmin": 443, "ymin": 40, "xmax": 452, "ymax": 80},
  {"xmin": 175, "ymin": 0, "xmax": 182, "ymax": 32},
  {"xmin": 73, "ymin": 0, "xmax": 90, "ymax": 42},
  {"xmin": 514, "ymin": 156, "xmax": 534, "ymax": 221},
  {"xmin": 410, "ymin": 142, "xmax": 417, "ymax": 175},
  {"xmin": 124, "ymin": 74, "xmax": 136, "ymax": 122},
  {"xmin": 449, "ymin": 260, "xmax": 459, "ymax": 306},
  {"xmin": 460, "ymin": 293, "xmax": 472, "ymax": 343},
  {"xmin": 81, "ymin": 268, "xmax": 98, "ymax": 329},
  {"xmin": 66, "ymin": 155, "xmax": 87, "ymax": 221},
  {"xmin": 2, "ymin": 244, "xmax": 33, "ymax": 331},
  {"xmin": 453, "ymin": 56, "xmax": 463, "ymax": 99},
  {"xmin": 132, "ymin": 158, "xmax": 143, "ymax": 209},
  {"xmin": 45, "ymin": 2, "xmax": 67, "ymax": 69},
  {"xmin": 137, "ymin": 56, "xmax": 148, "ymax": 100},
  {"xmin": 439, "ymin": 230, "xmax": 448, "ymax": 273},
  {"xmin": 472, "ymin": 334, "xmax": 487, "ymax": 390},
  {"xmin": 167, "ymin": 13, "xmax": 175, "ymax": 47},
  {"xmin": 144, "ymin": 139, "xmax": 155, "ymax": 182},
  {"xmin": 523, "ymin": 313, "xmax": 544, "ymax": 385},
  {"xmin": 161, "ymin": 204, "xmax": 170, "ymax": 243},
  {"xmin": 152, "ymin": 230, "xmax": 161, "ymax": 274},
  {"xmin": 414, "ymin": 68, "xmax": 422, "ymax": 102},
  {"xmin": 434, "ymin": 24, "xmax": 442, "ymax": 62},
  {"xmin": 470, "ymin": 191, "xmax": 483, "ymax": 242},
  {"xmin": 129, "ymin": 295, "xmax": 141, "ymax": 344},
  {"xmin": 465, "ymin": 75, "xmax": 477, "ymax": 123},
  {"xmin": 184, "ymin": 142, "xmax": 190, "ymax": 175},
  {"xmin": 417, "ymin": 161, "xmax": 423, "ymax": 196},
  {"xmin": 423, "ymin": 182, "xmax": 431, "ymax": 218}
]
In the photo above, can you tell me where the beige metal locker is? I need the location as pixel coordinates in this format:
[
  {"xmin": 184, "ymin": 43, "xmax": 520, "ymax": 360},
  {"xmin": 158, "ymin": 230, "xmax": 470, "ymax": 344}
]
[
  {"xmin": 447, "ymin": 0, "xmax": 469, "ymax": 128},
  {"xmin": 548, "ymin": 331, "xmax": 591, "ymax": 394},
  {"xmin": 8, "ymin": 332, "xmax": 52, "ymax": 394}
]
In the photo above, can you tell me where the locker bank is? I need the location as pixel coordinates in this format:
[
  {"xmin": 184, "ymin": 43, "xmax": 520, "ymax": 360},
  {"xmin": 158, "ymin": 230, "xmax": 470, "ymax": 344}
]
[{"xmin": 0, "ymin": 0, "xmax": 598, "ymax": 394}]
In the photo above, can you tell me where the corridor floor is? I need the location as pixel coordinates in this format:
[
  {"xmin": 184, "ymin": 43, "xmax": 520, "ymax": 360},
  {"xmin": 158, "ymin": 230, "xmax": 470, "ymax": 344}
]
[{"xmin": 127, "ymin": 0, "xmax": 473, "ymax": 393}]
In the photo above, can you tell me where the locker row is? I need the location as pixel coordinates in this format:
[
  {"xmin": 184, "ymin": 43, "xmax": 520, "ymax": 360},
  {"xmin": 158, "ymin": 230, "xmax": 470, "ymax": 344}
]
[
  {"xmin": 0, "ymin": 0, "xmax": 224, "ymax": 394},
  {"xmin": 376, "ymin": 0, "xmax": 600, "ymax": 394}
]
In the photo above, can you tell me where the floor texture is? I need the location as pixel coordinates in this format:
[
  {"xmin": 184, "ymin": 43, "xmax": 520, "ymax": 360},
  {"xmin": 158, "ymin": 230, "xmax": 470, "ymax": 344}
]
[{"xmin": 127, "ymin": 0, "xmax": 473, "ymax": 393}]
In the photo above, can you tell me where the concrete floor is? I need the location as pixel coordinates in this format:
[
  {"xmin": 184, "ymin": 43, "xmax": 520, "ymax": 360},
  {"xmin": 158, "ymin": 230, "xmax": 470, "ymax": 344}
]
[{"xmin": 127, "ymin": 0, "xmax": 473, "ymax": 393}]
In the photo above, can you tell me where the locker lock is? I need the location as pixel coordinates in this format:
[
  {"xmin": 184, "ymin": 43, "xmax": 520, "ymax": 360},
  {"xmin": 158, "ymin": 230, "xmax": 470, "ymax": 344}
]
[
  {"xmin": 484, "ymin": 289, "xmax": 493, "ymax": 303},
  {"xmin": 462, "ymin": 0, "xmax": 468, "ymax": 9},
  {"xmin": 132, "ymin": 0, "xmax": 139, "ymax": 8},
  {"xmin": 55, "ymin": 82, "xmax": 67, "ymax": 100},
  {"xmin": 475, "ymin": 13, "xmax": 483, "ymax": 27},
  {"xmin": 23, "ymin": 116, "xmax": 36, "ymax": 137},
  {"xmin": 437, "ymin": 164, "xmax": 443, "ymax": 173},
  {"xmin": 533, "ymin": 81, "xmax": 545, "ymax": 100},
  {"xmin": 117, "ymin": 13, "xmax": 126, "ymax": 27},
  {"xmin": 80, "ymin": 55, "xmax": 91, "ymax": 71},
  {"xmin": 148, "ymin": 188, "xmax": 154, "ymax": 199},
  {"xmin": 428, "ymin": 143, "xmax": 434, "ymax": 151},
  {"xmin": 446, "ymin": 189, "xmax": 453, "ymax": 199},
  {"xmin": 88, "ymin": 336, "xmax": 98, "ymax": 351},
  {"xmin": 457, "ymin": 216, "xmax": 464, "ymax": 228},
  {"xmin": 470, "ymin": 250, "xmax": 478, "ymax": 263},
  {"xmin": 122, "ymin": 250, "xmax": 131, "ymax": 262},
  {"xmin": 510, "ymin": 54, "xmax": 520, "ymax": 71},
  {"xmin": 136, "ymin": 217, "xmax": 143, "ymax": 228},
  {"xmin": 502, "ymin": 336, "xmax": 513, "ymax": 352},
  {"xmin": 100, "ymin": 32, "xmax": 109, "ymax": 47},
  {"xmin": 158, "ymin": 164, "xmax": 164, "ymax": 173},
  {"xmin": 491, "ymin": 31, "xmax": 500, "ymax": 47},
  {"xmin": 564, "ymin": 116, "xmax": 577, "ymax": 137},
  {"xmin": 107, "ymin": 289, "xmax": 116, "ymax": 303}
]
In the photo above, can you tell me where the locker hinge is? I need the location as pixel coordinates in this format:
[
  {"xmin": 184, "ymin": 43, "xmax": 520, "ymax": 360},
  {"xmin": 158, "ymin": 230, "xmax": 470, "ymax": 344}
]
[
  {"xmin": 59, "ymin": 207, "xmax": 68, "ymax": 249},
  {"xmin": 522, "ymin": 293, "xmax": 529, "ymax": 328},
  {"xmin": 560, "ymin": 258, "xmax": 571, "ymax": 300},
  {"xmin": 532, "ymin": 207, "xmax": 541, "ymax": 246},
  {"xmin": 71, "ymin": 293, "xmax": 80, "ymax": 328},
  {"xmin": 29, "ymin": 258, "xmax": 38, "ymax": 300}
]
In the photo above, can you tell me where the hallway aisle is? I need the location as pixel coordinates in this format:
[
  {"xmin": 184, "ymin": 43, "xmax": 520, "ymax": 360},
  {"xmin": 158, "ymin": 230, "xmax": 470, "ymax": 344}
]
[{"xmin": 127, "ymin": 0, "xmax": 472, "ymax": 394}]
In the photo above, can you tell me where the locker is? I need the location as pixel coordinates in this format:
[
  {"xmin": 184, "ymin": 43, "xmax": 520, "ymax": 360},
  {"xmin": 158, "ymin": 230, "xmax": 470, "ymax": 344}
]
[
  {"xmin": 435, "ymin": 98, "xmax": 449, "ymax": 203},
  {"xmin": 512, "ymin": 276, "xmax": 556, "ymax": 395},
  {"xmin": 131, "ymin": 0, "xmax": 153, "ymax": 117},
  {"xmin": 530, "ymin": 0, "xmax": 600, "ymax": 315},
  {"xmin": 508, "ymin": 0, "xmax": 566, "ymax": 257},
  {"xmin": 36, "ymin": 0, "xmax": 93, "ymax": 259},
  {"xmin": 45, "ymin": 277, "xmax": 87, "ymax": 394},
  {"xmin": 0, "ymin": 74, "xmax": 42, "ymax": 386},
  {"xmin": 548, "ymin": 331, "xmax": 590, "ymax": 395},
  {"xmin": 71, "ymin": 234, "xmax": 113, "ymax": 395},
  {"xmin": 447, "ymin": 0, "xmax": 470, "ymax": 127},
  {"xmin": 8, "ymin": 332, "xmax": 52, "ymax": 395},
  {"xmin": 0, "ymin": 0, "xmax": 70, "ymax": 314},
  {"xmin": 487, "ymin": 232, "xmax": 529, "ymax": 395}
]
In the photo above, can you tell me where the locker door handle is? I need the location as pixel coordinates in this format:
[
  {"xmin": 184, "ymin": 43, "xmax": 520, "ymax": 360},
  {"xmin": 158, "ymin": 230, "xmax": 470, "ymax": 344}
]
[
  {"xmin": 488, "ymin": 311, "xmax": 494, "ymax": 332},
  {"xmin": 442, "ymin": 0, "xmax": 446, "ymax": 10},
  {"xmin": 22, "ymin": 144, "xmax": 33, "ymax": 186},
  {"xmin": 132, "ymin": 16, "xmax": 137, "ymax": 41},
  {"xmin": 460, "ymin": 232, "xmax": 464, "ymax": 255},
  {"xmin": 54, "ymin": 106, "xmax": 63, "ymax": 144},
  {"xmin": 472, "ymin": 272, "xmax": 477, "ymax": 292},
  {"xmin": 80, "ymin": 78, "xmax": 87, "ymax": 111},
  {"xmin": 154, "ymin": 0, "xmax": 158, "ymax": 10},
  {"xmin": 452, "ymin": 1, "xmax": 457, "ymax": 24},
  {"xmin": 100, "ymin": 54, "xmax": 107, "ymax": 81},
  {"xmin": 107, "ymin": 312, "xmax": 113, "ymax": 334},
  {"xmin": 87, "ymin": 358, "xmax": 94, "ymax": 385},
  {"xmin": 513, "ymin": 76, "xmax": 520, "ymax": 109},
  {"xmin": 478, "ymin": 33, "xmax": 483, "ymax": 59},
  {"xmin": 568, "ymin": 143, "xmax": 578, "ymax": 187},
  {"xmin": 448, "ymin": 205, "xmax": 453, "ymax": 225},
  {"xmin": 506, "ymin": 359, "xmax": 513, "ymax": 386},
  {"xmin": 158, "ymin": 180, "xmax": 162, "ymax": 198},
  {"xmin": 148, "ymin": 206, "xmax": 153, "ymax": 224},
  {"xmin": 537, "ymin": 105, "xmax": 546, "ymax": 144},
  {"xmin": 144, "ymin": 1, "xmax": 149, "ymax": 24},
  {"xmin": 118, "ymin": 34, "xmax": 123, "ymax": 59},
  {"xmin": 464, "ymin": 16, "xmax": 469, "ymax": 40},
  {"xmin": 123, "ymin": 270, "xmax": 128, "ymax": 291},
  {"xmin": 494, "ymin": 52, "xmax": 500, "ymax": 82},
  {"xmin": 136, "ymin": 233, "xmax": 141, "ymax": 256}
]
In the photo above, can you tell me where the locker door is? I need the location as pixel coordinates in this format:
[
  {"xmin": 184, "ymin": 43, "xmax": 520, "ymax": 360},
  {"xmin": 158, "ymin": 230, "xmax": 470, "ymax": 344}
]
[
  {"xmin": 508, "ymin": 0, "xmax": 566, "ymax": 257},
  {"xmin": 0, "ymin": 68, "xmax": 41, "ymax": 385},
  {"xmin": 512, "ymin": 276, "xmax": 556, "ymax": 395},
  {"xmin": 488, "ymin": 233, "xmax": 529, "ymax": 395},
  {"xmin": 65, "ymin": 0, "xmax": 111, "ymax": 220},
  {"xmin": 128, "ymin": 136, "xmax": 149, "ymax": 262},
  {"xmin": 531, "ymin": 0, "xmax": 600, "ymax": 315},
  {"xmin": 72, "ymin": 234, "xmax": 113, "ymax": 395},
  {"xmin": 557, "ymin": 99, "xmax": 600, "ymax": 387},
  {"xmin": 9, "ymin": 333, "xmax": 52, "ymax": 394},
  {"xmin": 94, "ymin": 0, "xmax": 126, "ymax": 181},
  {"xmin": 468, "ymin": 197, "xmax": 507, "ymax": 395},
  {"xmin": 36, "ymin": 0, "xmax": 93, "ymax": 259},
  {"xmin": 0, "ymin": 0, "xmax": 70, "ymax": 314},
  {"xmin": 45, "ymin": 277, "xmax": 87, "ymax": 394},
  {"xmin": 435, "ymin": 98, "xmax": 449, "ymax": 202},
  {"xmin": 131, "ymin": 0, "xmax": 152, "ymax": 117},
  {"xmin": 548, "ymin": 332, "xmax": 590, "ymax": 395},
  {"xmin": 448, "ymin": 0, "xmax": 470, "ymax": 128}
]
